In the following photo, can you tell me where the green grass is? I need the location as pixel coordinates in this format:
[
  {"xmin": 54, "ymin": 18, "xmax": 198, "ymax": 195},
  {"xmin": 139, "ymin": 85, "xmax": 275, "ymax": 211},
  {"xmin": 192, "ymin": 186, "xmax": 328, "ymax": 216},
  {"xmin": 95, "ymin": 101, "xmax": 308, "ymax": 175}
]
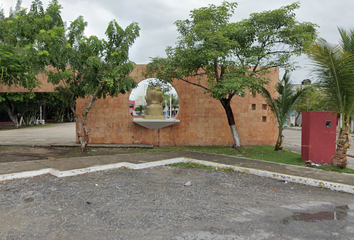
[
  {"xmin": 171, "ymin": 162, "xmax": 215, "ymax": 170},
  {"xmin": 140, "ymin": 145, "xmax": 354, "ymax": 174},
  {"xmin": 143, "ymin": 145, "xmax": 304, "ymax": 166},
  {"xmin": 317, "ymin": 165, "xmax": 354, "ymax": 174},
  {"xmin": 171, "ymin": 162, "xmax": 235, "ymax": 172}
]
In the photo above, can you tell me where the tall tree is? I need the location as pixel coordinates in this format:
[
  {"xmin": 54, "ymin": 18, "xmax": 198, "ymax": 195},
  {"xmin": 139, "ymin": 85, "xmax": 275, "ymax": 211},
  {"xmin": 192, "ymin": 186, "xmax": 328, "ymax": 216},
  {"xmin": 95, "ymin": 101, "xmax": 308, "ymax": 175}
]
[
  {"xmin": 261, "ymin": 71, "xmax": 307, "ymax": 151},
  {"xmin": 42, "ymin": 12, "xmax": 140, "ymax": 151},
  {"xmin": 0, "ymin": 0, "xmax": 59, "ymax": 89},
  {"xmin": 292, "ymin": 84, "xmax": 327, "ymax": 112},
  {"xmin": 0, "ymin": 91, "xmax": 55, "ymax": 128},
  {"xmin": 0, "ymin": 0, "xmax": 66, "ymax": 128},
  {"xmin": 0, "ymin": 92, "xmax": 52, "ymax": 127},
  {"xmin": 144, "ymin": 2, "xmax": 317, "ymax": 148},
  {"xmin": 0, "ymin": 92, "xmax": 34, "ymax": 128},
  {"xmin": 308, "ymin": 29, "xmax": 354, "ymax": 168}
]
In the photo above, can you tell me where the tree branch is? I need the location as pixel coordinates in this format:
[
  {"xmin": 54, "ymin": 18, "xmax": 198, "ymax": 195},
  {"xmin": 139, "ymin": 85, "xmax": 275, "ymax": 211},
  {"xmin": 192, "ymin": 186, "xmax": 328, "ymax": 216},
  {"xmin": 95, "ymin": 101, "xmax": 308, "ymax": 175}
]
[
  {"xmin": 214, "ymin": 60, "xmax": 220, "ymax": 82},
  {"xmin": 253, "ymin": 39, "xmax": 268, "ymax": 72},
  {"xmin": 82, "ymin": 80, "xmax": 107, "ymax": 118},
  {"xmin": 56, "ymin": 67, "xmax": 74, "ymax": 95},
  {"xmin": 266, "ymin": 50, "xmax": 292, "ymax": 55},
  {"xmin": 227, "ymin": 92, "xmax": 235, "ymax": 102},
  {"xmin": 220, "ymin": 65, "xmax": 225, "ymax": 80},
  {"xmin": 189, "ymin": 72, "xmax": 210, "ymax": 78},
  {"xmin": 178, "ymin": 77, "xmax": 210, "ymax": 91}
]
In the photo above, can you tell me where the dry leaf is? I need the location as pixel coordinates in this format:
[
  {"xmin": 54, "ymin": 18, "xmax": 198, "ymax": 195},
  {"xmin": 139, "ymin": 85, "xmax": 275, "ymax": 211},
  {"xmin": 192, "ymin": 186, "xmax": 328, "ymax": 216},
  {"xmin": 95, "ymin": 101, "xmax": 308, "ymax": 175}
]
[{"xmin": 269, "ymin": 187, "xmax": 280, "ymax": 193}]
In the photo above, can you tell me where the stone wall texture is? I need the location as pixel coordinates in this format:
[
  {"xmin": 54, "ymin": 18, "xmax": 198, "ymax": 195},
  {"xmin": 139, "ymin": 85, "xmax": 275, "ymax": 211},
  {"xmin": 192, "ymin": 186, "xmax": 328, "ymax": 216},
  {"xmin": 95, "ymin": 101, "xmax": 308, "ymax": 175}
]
[{"xmin": 76, "ymin": 64, "xmax": 279, "ymax": 146}]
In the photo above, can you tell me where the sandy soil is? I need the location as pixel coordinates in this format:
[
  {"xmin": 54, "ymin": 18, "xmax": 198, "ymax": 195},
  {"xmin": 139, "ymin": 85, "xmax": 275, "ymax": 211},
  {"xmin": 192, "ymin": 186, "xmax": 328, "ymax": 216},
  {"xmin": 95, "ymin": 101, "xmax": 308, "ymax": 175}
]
[{"xmin": 0, "ymin": 146, "xmax": 143, "ymax": 163}]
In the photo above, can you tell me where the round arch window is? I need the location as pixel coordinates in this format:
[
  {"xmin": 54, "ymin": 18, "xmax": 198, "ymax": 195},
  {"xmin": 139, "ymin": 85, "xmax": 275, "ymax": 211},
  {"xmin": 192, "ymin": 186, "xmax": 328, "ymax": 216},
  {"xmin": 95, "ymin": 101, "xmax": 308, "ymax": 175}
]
[{"xmin": 129, "ymin": 78, "xmax": 179, "ymax": 118}]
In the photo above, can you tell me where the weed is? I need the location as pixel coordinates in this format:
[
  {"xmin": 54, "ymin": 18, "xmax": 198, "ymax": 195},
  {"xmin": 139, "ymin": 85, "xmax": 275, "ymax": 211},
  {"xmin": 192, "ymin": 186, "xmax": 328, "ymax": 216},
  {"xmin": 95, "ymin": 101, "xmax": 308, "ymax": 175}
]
[{"xmin": 171, "ymin": 162, "xmax": 235, "ymax": 172}]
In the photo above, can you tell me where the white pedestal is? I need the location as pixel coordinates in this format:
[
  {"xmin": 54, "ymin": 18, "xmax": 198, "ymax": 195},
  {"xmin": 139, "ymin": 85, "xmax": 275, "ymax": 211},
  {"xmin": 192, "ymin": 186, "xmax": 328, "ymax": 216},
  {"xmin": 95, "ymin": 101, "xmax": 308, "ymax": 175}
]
[{"xmin": 133, "ymin": 118, "xmax": 180, "ymax": 129}]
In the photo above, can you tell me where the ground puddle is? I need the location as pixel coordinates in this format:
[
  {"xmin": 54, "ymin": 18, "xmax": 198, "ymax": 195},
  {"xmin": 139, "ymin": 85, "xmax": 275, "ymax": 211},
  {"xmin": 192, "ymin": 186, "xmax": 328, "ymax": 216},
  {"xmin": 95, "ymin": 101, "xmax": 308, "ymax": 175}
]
[{"xmin": 282, "ymin": 204, "xmax": 354, "ymax": 224}]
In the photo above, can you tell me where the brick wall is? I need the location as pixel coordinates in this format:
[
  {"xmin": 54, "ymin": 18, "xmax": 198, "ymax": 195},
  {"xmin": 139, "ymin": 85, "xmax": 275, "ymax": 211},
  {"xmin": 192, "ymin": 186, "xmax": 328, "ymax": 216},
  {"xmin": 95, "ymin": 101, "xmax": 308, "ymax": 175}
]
[
  {"xmin": 77, "ymin": 64, "xmax": 279, "ymax": 146},
  {"xmin": 0, "ymin": 67, "xmax": 61, "ymax": 93}
]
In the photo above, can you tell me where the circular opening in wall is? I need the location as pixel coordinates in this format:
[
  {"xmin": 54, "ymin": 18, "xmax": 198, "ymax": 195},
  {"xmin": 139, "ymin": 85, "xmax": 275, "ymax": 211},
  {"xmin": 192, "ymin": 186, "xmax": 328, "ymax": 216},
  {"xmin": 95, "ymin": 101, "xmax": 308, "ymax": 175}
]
[{"xmin": 129, "ymin": 78, "xmax": 179, "ymax": 119}]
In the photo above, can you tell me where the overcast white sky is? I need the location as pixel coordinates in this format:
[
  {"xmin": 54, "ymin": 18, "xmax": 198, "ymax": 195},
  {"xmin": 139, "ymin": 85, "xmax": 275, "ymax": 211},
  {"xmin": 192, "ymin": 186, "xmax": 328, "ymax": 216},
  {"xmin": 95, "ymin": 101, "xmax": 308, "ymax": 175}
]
[{"xmin": 2, "ymin": 0, "xmax": 353, "ymax": 83}]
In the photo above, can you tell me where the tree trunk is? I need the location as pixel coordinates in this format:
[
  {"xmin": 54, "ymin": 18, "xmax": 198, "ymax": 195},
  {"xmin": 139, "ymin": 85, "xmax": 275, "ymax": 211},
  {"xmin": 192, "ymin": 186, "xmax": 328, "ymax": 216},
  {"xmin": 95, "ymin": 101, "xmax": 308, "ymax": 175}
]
[
  {"xmin": 43, "ymin": 104, "xmax": 47, "ymax": 121},
  {"xmin": 2, "ymin": 103, "xmax": 19, "ymax": 129},
  {"xmin": 70, "ymin": 104, "xmax": 89, "ymax": 152},
  {"xmin": 295, "ymin": 112, "xmax": 301, "ymax": 126},
  {"xmin": 8, "ymin": 112, "xmax": 19, "ymax": 129},
  {"xmin": 80, "ymin": 111, "xmax": 90, "ymax": 152},
  {"xmin": 70, "ymin": 82, "xmax": 106, "ymax": 152},
  {"xmin": 18, "ymin": 109, "xmax": 30, "ymax": 126},
  {"xmin": 220, "ymin": 98, "xmax": 241, "ymax": 148},
  {"xmin": 79, "ymin": 115, "xmax": 89, "ymax": 152},
  {"xmin": 275, "ymin": 128, "xmax": 284, "ymax": 151},
  {"xmin": 331, "ymin": 123, "xmax": 349, "ymax": 169},
  {"xmin": 67, "ymin": 107, "xmax": 74, "ymax": 122}
]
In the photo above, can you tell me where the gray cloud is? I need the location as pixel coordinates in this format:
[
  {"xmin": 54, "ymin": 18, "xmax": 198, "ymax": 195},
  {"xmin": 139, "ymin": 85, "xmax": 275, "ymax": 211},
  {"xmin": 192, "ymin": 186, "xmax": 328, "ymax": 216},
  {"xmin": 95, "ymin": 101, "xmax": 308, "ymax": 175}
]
[{"xmin": 3, "ymin": 0, "xmax": 354, "ymax": 82}]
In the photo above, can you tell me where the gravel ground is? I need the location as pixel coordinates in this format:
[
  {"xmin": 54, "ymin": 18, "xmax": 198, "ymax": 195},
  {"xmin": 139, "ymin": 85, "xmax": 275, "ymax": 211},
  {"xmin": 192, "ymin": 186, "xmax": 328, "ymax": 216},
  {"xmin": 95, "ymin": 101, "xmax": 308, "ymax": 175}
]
[{"xmin": 0, "ymin": 166, "xmax": 354, "ymax": 240}]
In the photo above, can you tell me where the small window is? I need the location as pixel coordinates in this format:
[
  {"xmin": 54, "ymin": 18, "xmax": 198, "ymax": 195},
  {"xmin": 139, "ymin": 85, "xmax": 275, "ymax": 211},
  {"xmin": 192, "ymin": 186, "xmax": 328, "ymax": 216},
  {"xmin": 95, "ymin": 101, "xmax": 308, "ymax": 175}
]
[
  {"xmin": 250, "ymin": 93, "xmax": 256, "ymax": 98},
  {"xmin": 129, "ymin": 104, "xmax": 134, "ymax": 108},
  {"xmin": 262, "ymin": 104, "xmax": 267, "ymax": 110},
  {"xmin": 250, "ymin": 104, "xmax": 256, "ymax": 110},
  {"xmin": 261, "ymin": 116, "xmax": 267, "ymax": 122}
]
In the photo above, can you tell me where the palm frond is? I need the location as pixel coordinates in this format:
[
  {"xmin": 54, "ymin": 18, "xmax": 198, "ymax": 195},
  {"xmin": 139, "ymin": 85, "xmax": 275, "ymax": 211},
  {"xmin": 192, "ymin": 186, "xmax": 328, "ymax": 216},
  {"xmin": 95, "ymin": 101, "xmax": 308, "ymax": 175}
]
[
  {"xmin": 308, "ymin": 37, "xmax": 354, "ymax": 115},
  {"xmin": 261, "ymin": 86, "xmax": 280, "ymax": 123},
  {"xmin": 339, "ymin": 28, "xmax": 354, "ymax": 55},
  {"xmin": 262, "ymin": 71, "xmax": 306, "ymax": 128}
]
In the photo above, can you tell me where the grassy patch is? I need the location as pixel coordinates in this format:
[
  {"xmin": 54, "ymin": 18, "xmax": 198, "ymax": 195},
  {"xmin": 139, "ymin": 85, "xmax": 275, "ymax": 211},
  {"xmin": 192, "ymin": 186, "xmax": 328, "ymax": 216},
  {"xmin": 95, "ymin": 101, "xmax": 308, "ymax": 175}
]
[
  {"xmin": 141, "ymin": 145, "xmax": 354, "ymax": 174},
  {"xmin": 317, "ymin": 165, "xmax": 354, "ymax": 174},
  {"xmin": 171, "ymin": 162, "xmax": 215, "ymax": 170},
  {"xmin": 234, "ymin": 145, "xmax": 305, "ymax": 166},
  {"xmin": 171, "ymin": 162, "xmax": 235, "ymax": 172},
  {"xmin": 143, "ymin": 145, "xmax": 304, "ymax": 166}
]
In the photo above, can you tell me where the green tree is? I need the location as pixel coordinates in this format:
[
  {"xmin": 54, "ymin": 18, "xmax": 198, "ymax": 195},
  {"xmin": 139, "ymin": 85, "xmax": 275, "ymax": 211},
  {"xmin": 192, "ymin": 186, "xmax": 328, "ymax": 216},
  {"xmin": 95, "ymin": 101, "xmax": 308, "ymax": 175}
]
[
  {"xmin": 308, "ymin": 29, "xmax": 354, "ymax": 168},
  {"xmin": 45, "ymin": 93, "xmax": 73, "ymax": 122},
  {"xmin": 161, "ymin": 92, "xmax": 179, "ymax": 109},
  {"xmin": 0, "ymin": 0, "xmax": 60, "ymax": 89},
  {"xmin": 261, "ymin": 71, "xmax": 307, "ymax": 151},
  {"xmin": 0, "ymin": 92, "xmax": 53, "ymax": 128},
  {"xmin": 0, "ymin": 0, "xmax": 67, "ymax": 128},
  {"xmin": 292, "ymin": 84, "xmax": 327, "ymax": 113},
  {"xmin": 134, "ymin": 105, "xmax": 146, "ymax": 116},
  {"xmin": 144, "ymin": 2, "xmax": 317, "ymax": 148},
  {"xmin": 41, "ymin": 10, "xmax": 140, "ymax": 151},
  {"xmin": 0, "ymin": 92, "xmax": 34, "ymax": 128},
  {"xmin": 17, "ymin": 92, "xmax": 53, "ymax": 125}
]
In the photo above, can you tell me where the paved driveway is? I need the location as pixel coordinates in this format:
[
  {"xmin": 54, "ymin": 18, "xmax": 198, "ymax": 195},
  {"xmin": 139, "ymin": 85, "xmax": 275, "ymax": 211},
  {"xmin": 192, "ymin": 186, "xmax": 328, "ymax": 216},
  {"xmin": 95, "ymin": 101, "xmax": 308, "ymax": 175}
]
[{"xmin": 0, "ymin": 122, "xmax": 76, "ymax": 145}]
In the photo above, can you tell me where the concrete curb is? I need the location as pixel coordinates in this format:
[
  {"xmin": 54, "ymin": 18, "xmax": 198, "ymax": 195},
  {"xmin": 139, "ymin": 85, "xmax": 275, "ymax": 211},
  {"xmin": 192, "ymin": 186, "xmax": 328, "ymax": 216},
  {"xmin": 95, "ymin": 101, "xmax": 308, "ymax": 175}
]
[
  {"xmin": 185, "ymin": 159, "xmax": 354, "ymax": 195},
  {"xmin": 284, "ymin": 127, "xmax": 302, "ymax": 131},
  {"xmin": 1, "ymin": 157, "xmax": 353, "ymax": 195},
  {"xmin": 283, "ymin": 141, "xmax": 354, "ymax": 159}
]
